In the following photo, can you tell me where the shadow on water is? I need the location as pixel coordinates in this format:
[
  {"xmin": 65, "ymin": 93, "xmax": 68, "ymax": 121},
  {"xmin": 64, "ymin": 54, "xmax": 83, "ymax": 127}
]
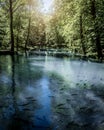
[{"xmin": 0, "ymin": 55, "xmax": 54, "ymax": 130}]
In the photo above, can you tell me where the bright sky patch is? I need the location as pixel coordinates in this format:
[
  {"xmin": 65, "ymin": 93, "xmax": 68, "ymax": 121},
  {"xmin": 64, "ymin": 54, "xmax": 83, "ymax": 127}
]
[{"xmin": 40, "ymin": 0, "xmax": 54, "ymax": 14}]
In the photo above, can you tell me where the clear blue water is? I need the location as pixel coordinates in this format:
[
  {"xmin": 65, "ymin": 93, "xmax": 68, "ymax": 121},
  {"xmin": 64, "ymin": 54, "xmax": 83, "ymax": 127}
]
[
  {"xmin": 0, "ymin": 55, "xmax": 104, "ymax": 130},
  {"xmin": 0, "ymin": 55, "xmax": 53, "ymax": 130}
]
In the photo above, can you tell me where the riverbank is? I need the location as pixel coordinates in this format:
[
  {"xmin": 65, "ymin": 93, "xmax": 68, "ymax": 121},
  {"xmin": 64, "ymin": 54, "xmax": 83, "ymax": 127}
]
[
  {"xmin": 0, "ymin": 50, "xmax": 17, "ymax": 55},
  {"xmin": 0, "ymin": 50, "xmax": 103, "ymax": 63},
  {"xmin": 29, "ymin": 50, "xmax": 104, "ymax": 63}
]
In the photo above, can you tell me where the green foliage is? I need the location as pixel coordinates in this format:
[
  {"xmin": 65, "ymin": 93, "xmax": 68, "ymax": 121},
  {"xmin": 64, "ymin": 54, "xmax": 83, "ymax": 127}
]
[
  {"xmin": 0, "ymin": 0, "xmax": 104, "ymax": 59},
  {"xmin": 0, "ymin": 0, "xmax": 46, "ymax": 51},
  {"xmin": 46, "ymin": 0, "xmax": 104, "ymax": 59}
]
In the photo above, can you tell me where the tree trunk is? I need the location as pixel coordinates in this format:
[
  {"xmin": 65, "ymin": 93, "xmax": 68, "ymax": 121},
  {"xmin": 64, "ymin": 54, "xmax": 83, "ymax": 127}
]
[
  {"xmin": 95, "ymin": 33, "xmax": 103, "ymax": 60},
  {"xmin": 9, "ymin": 0, "xmax": 14, "ymax": 53},
  {"xmin": 16, "ymin": 16, "xmax": 21, "ymax": 53},
  {"xmin": 80, "ymin": 15, "xmax": 86, "ymax": 56},
  {"xmin": 25, "ymin": 18, "xmax": 31, "ymax": 53},
  {"xmin": 90, "ymin": 0, "xmax": 103, "ymax": 60},
  {"xmin": 16, "ymin": 34, "xmax": 19, "ymax": 52}
]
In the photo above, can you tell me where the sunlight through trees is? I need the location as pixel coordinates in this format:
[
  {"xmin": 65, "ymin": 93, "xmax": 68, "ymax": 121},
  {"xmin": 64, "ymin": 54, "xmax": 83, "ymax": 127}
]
[{"xmin": 0, "ymin": 0, "xmax": 104, "ymax": 60}]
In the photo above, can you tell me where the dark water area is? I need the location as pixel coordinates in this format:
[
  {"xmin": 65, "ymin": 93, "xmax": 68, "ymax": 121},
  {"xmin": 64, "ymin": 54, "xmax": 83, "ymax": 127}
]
[
  {"xmin": 0, "ymin": 55, "xmax": 52, "ymax": 130},
  {"xmin": 0, "ymin": 55, "xmax": 104, "ymax": 130}
]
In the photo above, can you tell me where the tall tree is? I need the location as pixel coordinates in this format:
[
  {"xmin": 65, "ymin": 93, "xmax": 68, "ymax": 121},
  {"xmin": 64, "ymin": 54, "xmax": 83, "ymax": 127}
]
[
  {"xmin": 80, "ymin": 14, "xmax": 86, "ymax": 56},
  {"xmin": 9, "ymin": 0, "xmax": 14, "ymax": 52},
  {"xmin": 90, "ymin": 0, "xmax": 103, "ymax": 60}
]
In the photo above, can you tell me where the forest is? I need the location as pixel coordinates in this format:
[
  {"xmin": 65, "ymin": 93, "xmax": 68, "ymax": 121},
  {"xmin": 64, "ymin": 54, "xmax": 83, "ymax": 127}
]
[
  {"xmin": 0, "ymin": 0, "xmax": 104, "ymax": 60},
  {"xmin": 0, "ymin": 0, "xmax": 104, "ymax": 130}
]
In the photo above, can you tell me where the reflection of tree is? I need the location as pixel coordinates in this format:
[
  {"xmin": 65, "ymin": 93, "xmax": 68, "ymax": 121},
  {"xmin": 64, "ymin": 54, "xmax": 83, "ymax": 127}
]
[
  {"xmin": 9, "ymin": 56, "xmax": 30, "ymax": 129},
  {"xmin": 11, "ymin": 56, "xmax": 15, "ymax": 97},
  {"xmin": 8, "ymin": 55, "xmax": 38, "ymax": 130},
  {"xmin": 0, "ymin": 56, "xmax": 51, "ymax": 129}
]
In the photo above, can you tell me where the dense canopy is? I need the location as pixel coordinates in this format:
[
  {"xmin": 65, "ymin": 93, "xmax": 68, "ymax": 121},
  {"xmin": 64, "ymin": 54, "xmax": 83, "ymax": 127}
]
[{"xmin": 0, "ymin": 0, "xmax": 104, "ymax": 60}]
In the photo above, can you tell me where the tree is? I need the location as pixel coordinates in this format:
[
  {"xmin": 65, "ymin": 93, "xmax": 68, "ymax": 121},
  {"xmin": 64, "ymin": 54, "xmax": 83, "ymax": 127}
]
[
  {"xmin": 90, "ymin": 0, "xmax": 103, "ymax": 60},
  {"xmin": 9, "ymin": 0, "xmax": 14, "ymax": 52}
]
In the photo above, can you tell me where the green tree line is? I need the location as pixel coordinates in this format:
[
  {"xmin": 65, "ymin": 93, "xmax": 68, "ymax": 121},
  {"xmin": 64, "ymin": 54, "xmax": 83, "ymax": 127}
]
[
  {"xmin": 0, "ymin": 0, "xmax": 46, "ymax": 53},
  {"xmin": 46, "ymin": 0, "xmax": 104, "ymax": 60},
  {"xmin": 0, "ymin": 0, "xmax": 104, "ymax": 60}
]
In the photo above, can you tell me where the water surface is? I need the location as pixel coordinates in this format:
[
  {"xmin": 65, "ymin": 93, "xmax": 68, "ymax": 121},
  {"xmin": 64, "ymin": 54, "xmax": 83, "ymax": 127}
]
[{"xmin": 0, "ymin": 55, "xmax": 104, "ymax": 130}]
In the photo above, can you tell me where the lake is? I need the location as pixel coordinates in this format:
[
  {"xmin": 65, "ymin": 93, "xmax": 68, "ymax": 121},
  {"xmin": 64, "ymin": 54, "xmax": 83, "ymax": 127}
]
[{"xmin": 0, "ymin": 55, "xmax": 104, "ymax": 130}]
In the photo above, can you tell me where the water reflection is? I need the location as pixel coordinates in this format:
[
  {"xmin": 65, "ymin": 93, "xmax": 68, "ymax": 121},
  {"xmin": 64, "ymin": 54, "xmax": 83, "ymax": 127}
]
[
  {"xmin": 0, "ymin": 55, "xmax": 104, "ymax": 130},
  {"xmin": 34, "ymin": 76, "xmax": 51, "ymax": 129},
  {"xmin": 44, "ymin": 57, "xmax": 104, "ymax": 86},
  {"xmin": 0, "ymin": 55, "xmax": 53, "ymax": 130}
]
